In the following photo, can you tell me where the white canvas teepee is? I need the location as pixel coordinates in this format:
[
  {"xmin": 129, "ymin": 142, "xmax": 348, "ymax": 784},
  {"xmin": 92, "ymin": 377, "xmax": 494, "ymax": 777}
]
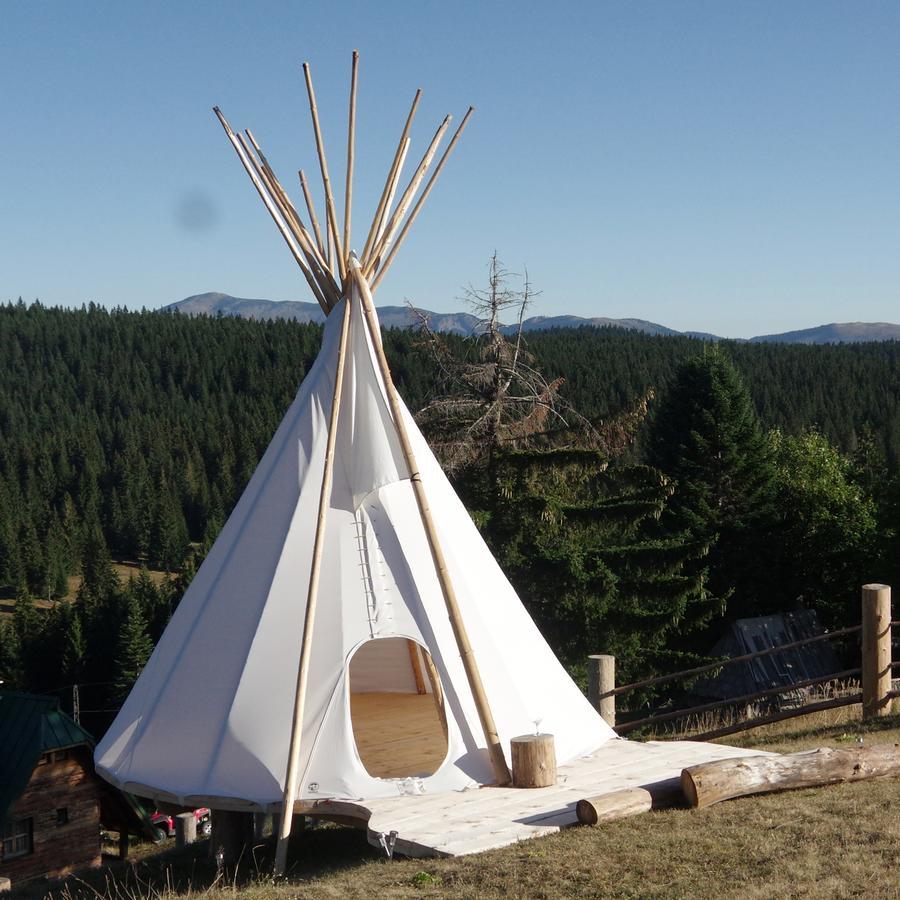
[
  {"xmin": 95, "ymin": 277, "xmax": 613, "ymax": 808},
  {"xmin": 95, "ymin": 55, "xmax": 614, "ymax": 855}
]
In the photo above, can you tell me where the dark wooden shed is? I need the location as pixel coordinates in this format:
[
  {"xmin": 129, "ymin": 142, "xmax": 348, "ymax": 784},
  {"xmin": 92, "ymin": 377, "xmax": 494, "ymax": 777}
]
[{"xmin": 0, "ymin": 692, "xmax": 155, "ymax": 888}]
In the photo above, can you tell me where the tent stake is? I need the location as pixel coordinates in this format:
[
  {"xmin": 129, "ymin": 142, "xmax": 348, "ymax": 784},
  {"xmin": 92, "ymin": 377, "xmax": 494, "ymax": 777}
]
[
  {"xmin": 351, "ymin": 258, "xmax": 511, "ymax": 786},
  {"xmin": 274, "ymin": 293, "xmax": 354, "ymax": 876}
]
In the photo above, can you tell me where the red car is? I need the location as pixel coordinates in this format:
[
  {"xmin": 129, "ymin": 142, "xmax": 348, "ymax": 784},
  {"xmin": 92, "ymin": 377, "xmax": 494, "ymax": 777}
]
[{"xmin": 150, "ymin": 807, "xmax": 212, "ymax": 841}]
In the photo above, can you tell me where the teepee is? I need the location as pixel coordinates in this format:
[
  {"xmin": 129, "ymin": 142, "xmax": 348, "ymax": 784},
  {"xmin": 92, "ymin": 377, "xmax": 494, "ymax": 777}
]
[{"xmin": 95, "ymin": 53, "xmax": 613, "ymax": 870}]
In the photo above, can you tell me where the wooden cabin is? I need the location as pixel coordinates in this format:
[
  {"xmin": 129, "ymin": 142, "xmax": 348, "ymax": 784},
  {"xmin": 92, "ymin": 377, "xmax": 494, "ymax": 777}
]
[{"xmin": 0, "ymin": 692, "xmax": 154, "ymax": 888}]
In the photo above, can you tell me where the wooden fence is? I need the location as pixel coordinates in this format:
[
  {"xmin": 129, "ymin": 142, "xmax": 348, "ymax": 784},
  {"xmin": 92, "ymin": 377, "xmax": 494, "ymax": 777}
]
[{"xmin": 589, "ymin": 583, "xmax": 895, "ymax": 740}]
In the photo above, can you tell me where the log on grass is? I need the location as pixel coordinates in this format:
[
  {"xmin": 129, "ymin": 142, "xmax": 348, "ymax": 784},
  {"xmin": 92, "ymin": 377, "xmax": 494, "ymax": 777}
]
[
  {"xmin": 682, "ymin": 743, "xmax": 900, "ymax": 809},
  {"xmin": 576, "ymin": 778, "xmax": 683, "ymax": 825}
]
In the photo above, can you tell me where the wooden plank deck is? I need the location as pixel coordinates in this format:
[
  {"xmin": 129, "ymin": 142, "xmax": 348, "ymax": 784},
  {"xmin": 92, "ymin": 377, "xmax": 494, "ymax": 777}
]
[
  {"xmin": 350, "ymin": 692, "xmax": 447, "ymax": 778},
  {"xmin": 308, "ymin": 693, "xmax": 771, "ymax": 858}
]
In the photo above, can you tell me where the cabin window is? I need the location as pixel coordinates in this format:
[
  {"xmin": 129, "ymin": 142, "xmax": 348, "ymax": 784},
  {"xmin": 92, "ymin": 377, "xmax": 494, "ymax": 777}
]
[
  {"xmin": 2, "ymin": 817, "xmax": 33, "ymax": 859},
  {"xmin": 54, "ymin": 749, "xmax": 69, "ymax": 762},
  {"xmin": 348, "ymin": 637, "xmax": 448, "ymax": 780},
  {"xmin": 56, "ymin": 808, "xmax": 69, "ymax": 826}
]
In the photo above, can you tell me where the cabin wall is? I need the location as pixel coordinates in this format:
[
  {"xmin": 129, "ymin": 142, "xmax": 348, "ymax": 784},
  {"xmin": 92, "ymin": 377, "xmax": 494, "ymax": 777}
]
[{"xmin": 0, "ymin": 747, "xmax": 102, "ymax": 885}]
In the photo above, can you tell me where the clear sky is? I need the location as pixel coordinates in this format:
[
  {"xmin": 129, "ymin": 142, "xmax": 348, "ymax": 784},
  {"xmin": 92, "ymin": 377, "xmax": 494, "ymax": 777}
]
[{"xmin": 1, "ymin": 1, "xmax": 898, "ymax": 338}]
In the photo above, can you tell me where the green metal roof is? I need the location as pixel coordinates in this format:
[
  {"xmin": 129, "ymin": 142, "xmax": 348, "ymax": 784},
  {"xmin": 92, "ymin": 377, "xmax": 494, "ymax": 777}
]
[{"xmin": 0, "ymin": 692, "xmax": 94, "ymax": 831}]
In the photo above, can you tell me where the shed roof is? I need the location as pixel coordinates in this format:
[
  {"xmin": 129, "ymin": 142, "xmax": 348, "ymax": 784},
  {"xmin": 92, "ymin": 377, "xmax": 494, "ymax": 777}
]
[{"xmin": 0, "ymin": 692, "xmax": 94, "ymax": 831}]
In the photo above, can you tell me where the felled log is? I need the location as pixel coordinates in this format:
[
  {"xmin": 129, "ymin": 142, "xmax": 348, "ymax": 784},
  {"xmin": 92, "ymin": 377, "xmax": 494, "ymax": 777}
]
[
  {"xmin": 511, "ymin": 733, "xmax": 557, "ymax": 788},
  {"xmin": 681, "ymin": 743, "xmax": 900, "ymax": 809},
  {"xmin": 576, "ymin": 778, "xmax": 683, "ymax": 825}
]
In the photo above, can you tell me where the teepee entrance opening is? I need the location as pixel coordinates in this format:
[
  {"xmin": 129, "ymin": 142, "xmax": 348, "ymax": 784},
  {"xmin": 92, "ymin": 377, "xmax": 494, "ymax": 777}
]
[{"xmin": 348, "ymin": 637, "xmax": 449, "ymax": 779}]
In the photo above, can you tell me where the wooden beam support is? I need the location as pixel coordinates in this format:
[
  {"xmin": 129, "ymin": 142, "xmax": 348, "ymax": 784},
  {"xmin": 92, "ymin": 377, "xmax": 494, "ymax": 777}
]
[
  {"xmin": 681, "ymin": 743, "xmax": 900, "ymax": 809},
  {"xmin": 351, "ymin": 257, "xmax": 511, "ymax": 786},
  {"xmin": 862, "ymin": 583, "xmax": 892, "ymax": 720},
  {"xmin": 274, "ymin": 292, "xmax": 354, "ymax": 876},
  {"xmin": 587, "ymin": 654, "xmax": 615, "ymax": 727}
]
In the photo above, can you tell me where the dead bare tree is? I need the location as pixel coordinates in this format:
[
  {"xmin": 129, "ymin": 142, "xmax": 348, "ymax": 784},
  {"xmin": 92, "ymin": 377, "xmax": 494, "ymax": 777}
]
[{"xmin": 414, "ymin": 253, "xmax": 644, "ymax": 471}]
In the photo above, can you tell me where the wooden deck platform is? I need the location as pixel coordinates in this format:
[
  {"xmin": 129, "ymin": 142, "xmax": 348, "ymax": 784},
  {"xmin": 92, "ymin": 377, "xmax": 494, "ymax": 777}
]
[
  {"xmin": 350, "ymin": 692, "xmax": 447, "ymax": 778},
  {"xmin": 304, "ymin": 707, "xmax": 770, "ymax": 858}
]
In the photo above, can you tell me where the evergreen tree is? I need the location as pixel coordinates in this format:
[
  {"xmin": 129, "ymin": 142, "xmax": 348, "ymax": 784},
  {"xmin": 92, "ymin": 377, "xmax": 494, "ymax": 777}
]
[
  {"xmin": 112, "ymin": 594, "xmax": 153, "ymax": 704},
  {"xmin": 458, "ymin": 450, "xmax": 718, "ymax": 686},
  {"xmin": 0, "ymin": 619, "xmax": 22, "ymax": 687},
  {"xmin": 646, "ymin": 349, "xmax": 778, "ymax": 619},
  {"xmin": 60, "ymin": 607, "xmax": 87, "ymax": 685}
]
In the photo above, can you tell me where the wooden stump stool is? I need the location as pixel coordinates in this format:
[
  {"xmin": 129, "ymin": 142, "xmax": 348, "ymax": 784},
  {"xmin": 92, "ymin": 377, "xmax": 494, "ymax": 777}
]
[
  {"xmin": 175, "ymin": 811, "xmax": 197, "ymax": 847},
  {"xmin": 510, "ymin": 733, "xmax": 557, "ymax": 788}
]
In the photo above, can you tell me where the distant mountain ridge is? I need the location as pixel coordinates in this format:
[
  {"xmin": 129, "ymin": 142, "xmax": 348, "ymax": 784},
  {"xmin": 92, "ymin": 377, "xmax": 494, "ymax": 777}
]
[{"xmin": 164, "ymin": 293, "xmax": 900, "ymax": 344}]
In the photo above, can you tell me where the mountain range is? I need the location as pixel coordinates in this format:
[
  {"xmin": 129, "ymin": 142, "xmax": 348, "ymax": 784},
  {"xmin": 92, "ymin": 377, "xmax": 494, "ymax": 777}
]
[{"xmin": 164, "ymin": 293, "xmax": 900, "ymax": 344}]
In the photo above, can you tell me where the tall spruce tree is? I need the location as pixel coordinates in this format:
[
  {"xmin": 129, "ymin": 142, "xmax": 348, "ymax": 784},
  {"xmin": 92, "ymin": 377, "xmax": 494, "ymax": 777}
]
[
  {"xmin": 112, "ymin": 594, "xmax": 153, "ymax": 704},
  {"xmin": 647, "ymin": 348, "xmax": 777, "ymax": 620},
  {"xmin": 460, "ymin": 450, "xmax": 717, "ymax": 686}
]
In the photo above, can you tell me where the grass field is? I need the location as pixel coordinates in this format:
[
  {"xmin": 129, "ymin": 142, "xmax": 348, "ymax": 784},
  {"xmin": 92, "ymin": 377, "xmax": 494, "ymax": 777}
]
[{"xmin": 11, "ymin": 705, "xmax": 900, "ymax": 900}]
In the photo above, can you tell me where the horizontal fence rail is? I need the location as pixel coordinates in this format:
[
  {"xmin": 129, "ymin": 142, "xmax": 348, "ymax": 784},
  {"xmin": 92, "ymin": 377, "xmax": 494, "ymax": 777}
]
[
  {"xmin": 616, "ymin": 668, "xmax": 862, "ymax": 735},
  {"xmin": 597, "ymin": 624, "xmax": 863, "ymax": 701},
  {"xmin": 590, "ymin": 584, "xmax": 893, "ymax": 740},
  {"xmin": 691, "ymin": 693, "xmax": 864, "ymax": 742}
]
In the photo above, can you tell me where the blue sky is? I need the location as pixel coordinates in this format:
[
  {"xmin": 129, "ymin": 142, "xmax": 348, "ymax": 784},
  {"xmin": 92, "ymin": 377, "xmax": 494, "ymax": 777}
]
[{"xmin": 1, "ymin": 1, "xmax": 898, "ymax": 338}]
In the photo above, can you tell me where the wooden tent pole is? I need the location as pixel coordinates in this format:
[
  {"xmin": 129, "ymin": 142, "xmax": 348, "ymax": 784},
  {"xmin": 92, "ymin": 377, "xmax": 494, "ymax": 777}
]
[
  {"xmin": 299, "ymin": 169, "xmax": 327, "ymax": 258},
  {"xmin": 238, "ymin": 132, "xmax": 340, "ymax": 309},
  {"xmin": 302, "ymin": 62, "xmax": 346, "ymax": 282},
  {"xmin": 244, "ymin": 129, "xmax": 336, "ymax": 283},
  {"xmin": 351, "ymin": 258, "xmax": 511, "ymax": 786},
  {"xmin": 373, "ymin": 137, "xmax": 410, "ymax": 249},
  {"xmin": 360, "ymin": 90, "xmax": 422, "ymax": 264},
  {"xmin": 422, "ymin": 646, "xmax": 449, "ymax": 740},
  {"xmin": 213, "ymin": 107, "xmax": 331, "ymax": 316},
  {"xmin": 364, "ymin": 115, "xmax": 452, "ymax": 277},
  {"xmin": 274, "ymin": 293, "xmax": 353, "ymax": 876},
  {"xmin": 371, "ymin": 107, "xmax": 474, "ymax": 292},
  {"xmin": 407, "ymin": 640, "xmax": 427, "ymax": 694},
  {"xmin": 343, "ymin": 50, "xmax": 359, "ymax": 266}
]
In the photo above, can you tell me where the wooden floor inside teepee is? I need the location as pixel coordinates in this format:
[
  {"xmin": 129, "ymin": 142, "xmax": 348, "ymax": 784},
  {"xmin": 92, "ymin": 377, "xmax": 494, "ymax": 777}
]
[
  {"xmin": 299, "ymin": 738, "xmax": 773, "ymax": 858},
  {"xmin": 350, "ymin": 692, "xmax": 447, "ymax": 779}
]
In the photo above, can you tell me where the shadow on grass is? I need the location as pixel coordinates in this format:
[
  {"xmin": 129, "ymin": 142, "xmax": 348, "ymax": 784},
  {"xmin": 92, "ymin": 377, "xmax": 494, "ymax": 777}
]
[{"xmin": 9, "ymin": 824, "xmax": 381, "ymax": 900}]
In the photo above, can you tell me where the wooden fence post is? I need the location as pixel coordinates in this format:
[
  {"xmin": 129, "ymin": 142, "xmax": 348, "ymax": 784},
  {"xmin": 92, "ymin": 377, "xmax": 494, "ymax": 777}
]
[
  {"xmin": 175, "ymin": 811, "xmax": 197, "ymax": 847},
  {"xmin": 861, "ymin": 583, "xmax": 892, "ymax": 720},
  {"xmin": 588, "ymin": 654, "xmax": 616, "ymax": 727}
]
